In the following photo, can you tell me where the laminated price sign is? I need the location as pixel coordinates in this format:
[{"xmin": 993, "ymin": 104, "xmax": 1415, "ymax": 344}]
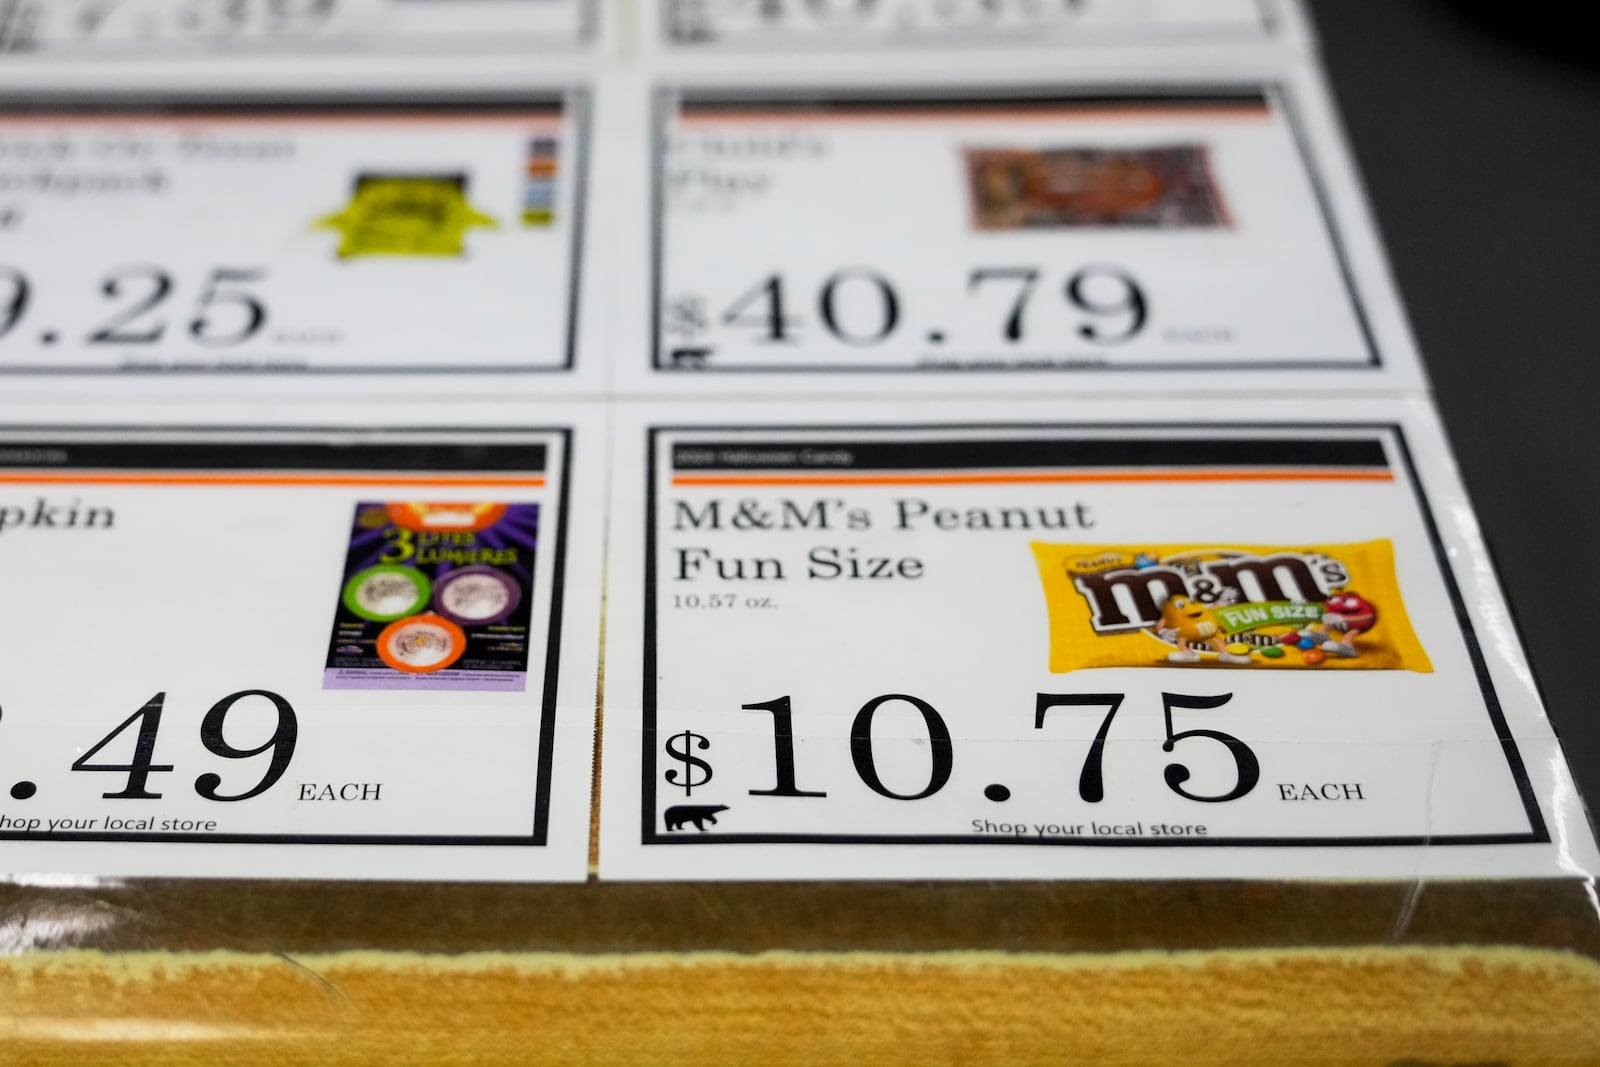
[
  {"xmin": 600, "ymin": 398, "xmax": 1597, "ymax": 881},
  {"xmin": 655, "ymin": 0, "xmax": 1292, "ymax": 53},
  {"xmin": 626, "ymin": 71, "xmax": 1422, "ymax": 395},
  {"xmin": 0, "ymin": 411, "xmax": 603, "ymax": 881},
  {"xmin": 0, "ymin": 0, "xmax": 597, "ymax": 58},
  {"xmin": 0, "ymin": 93, "xmax": 592, "ymax": 388}
]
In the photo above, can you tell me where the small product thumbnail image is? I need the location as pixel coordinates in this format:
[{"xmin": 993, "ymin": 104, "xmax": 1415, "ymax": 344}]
[
  {"xmin": 965, "ymin": 145, "xmax": 1230, "ymax": 229},
  {"xmin": 325, "ymin": 502, "xmax": 539, "ymax": 691}
]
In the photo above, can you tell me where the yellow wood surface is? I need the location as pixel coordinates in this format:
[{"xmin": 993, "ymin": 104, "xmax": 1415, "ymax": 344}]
[{"xmin": 5, "ymin": 945, "xmax": 1599, "ymax": 1065}]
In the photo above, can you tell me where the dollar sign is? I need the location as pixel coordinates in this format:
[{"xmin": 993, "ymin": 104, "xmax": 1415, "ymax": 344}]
[{"xmin": 664, "ymin": 730, "xmax": 713, "ymax": 795}]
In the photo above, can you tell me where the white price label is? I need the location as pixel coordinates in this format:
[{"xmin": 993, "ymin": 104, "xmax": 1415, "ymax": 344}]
[
  {"xmin": 660, "ymin": 0, "xmax": 1279, "ymax": 50},
  {"xmin": 599, "ymin": 399, "xmax": 1597, "ymax": 882},
  {"xmin": 0, "ymin": 0, "xmax": 593, "ymax": 57},
  {"xmin": 0, "ymin": 420, "xmax": 602, "ymax": 882},
  {"xmin": 0, "ymin": 94, "xmax": 587, "ymax": 377},
  {"xmin": 651, "ymin": 82, "xmax": 1383, "ymax": 380}
]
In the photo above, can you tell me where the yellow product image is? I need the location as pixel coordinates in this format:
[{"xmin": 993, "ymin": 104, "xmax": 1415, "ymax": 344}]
[
  {"xmin": 1031, "ymin": 539, "xmax": 1432, "ymax": 673},
  {"xmin": 313, "ymin": 175, "xmax": 498, "ymax": 258}
]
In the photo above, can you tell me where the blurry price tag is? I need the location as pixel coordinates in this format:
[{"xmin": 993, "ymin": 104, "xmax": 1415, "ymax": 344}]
[
  {"xmin": 653, "ymin": 83, "xmax": 1375, "ymax": 377},
  {"xmin": 0, "ymin": 95, "xmax": 584, "ymax": 377},
  {"xmin": 0, "ymin": 0, "xmax": 591, "ymax": 56},
  {"xmin": 662, "ymin": 0, "xmax": 1276, "ymax": 50},
  {"xmin": 0, "ymin": 0, "xmax": 381, "ymax": 53}
]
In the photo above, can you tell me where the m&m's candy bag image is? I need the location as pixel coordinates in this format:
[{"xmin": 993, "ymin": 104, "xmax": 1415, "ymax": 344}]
[{"xmin": 1031, "ymin": 539, "xmax": 1432, "ymax": 673}]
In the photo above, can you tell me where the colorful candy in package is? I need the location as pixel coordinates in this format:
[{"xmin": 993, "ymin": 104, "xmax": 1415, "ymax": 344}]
[{"xmin": 1032, "ymin": 539, "xmax": 1433, "ymax": 673}]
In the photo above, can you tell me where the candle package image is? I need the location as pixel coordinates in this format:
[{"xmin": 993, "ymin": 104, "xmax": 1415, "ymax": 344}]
[
  {"xmin": 326, "ymin": 502, "xmax": 538, "ymax": 691},
  {"xmin": 600, "ymin": 398, "xmax": 1597, "ymax": 882}
]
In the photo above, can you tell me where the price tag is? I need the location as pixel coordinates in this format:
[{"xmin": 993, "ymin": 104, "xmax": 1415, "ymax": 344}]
[
  {"xmin": 0, "ymin": 93, "xmax": 590, "ymax": 384},
  {"xmin": 0, "ymin": 0, "xmax": 382, "ymax": 54},
  {"xmin": 0, "ymin": 0, "xmax": 594, "ymax": 58},
  {"xmin": 628, "ymin": 73, "xmax": 1421, "ymax": 394},
  {"xmin": 0, "ymin": 413, "xmax": 603, "ymax": 881},
  {"xmin": 657, "ymin": 0, "xmax": 1284, "ymax": 52},
  {"xmin": 599, "ymin": 398, "xmax": 1596, "ymax": 881}
]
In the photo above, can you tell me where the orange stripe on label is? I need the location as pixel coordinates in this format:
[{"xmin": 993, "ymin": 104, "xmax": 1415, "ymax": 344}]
[
  {"xmin": 671, "ymin": 469, "xmax": 1393, "ymax": 487},
  {"xmin": 0, "ymin": 472, "xmax": 545, "ymax": 488}
]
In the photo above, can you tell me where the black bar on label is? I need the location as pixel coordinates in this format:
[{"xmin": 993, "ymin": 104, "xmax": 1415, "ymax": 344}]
[
  {"xmin": 670, "ymin": 437, "xmax": 1389, "ymax": 472},
  {"xmin": 0, "ymin": 94, "xmax": 566, "ymax": 116},
  {"xmin": 678, "ymin": 87, "xmax": 1269, "ymax": 114},
  {"xmin": 0, "ymin": 440, "xmax": 547, "ymax": 473}
]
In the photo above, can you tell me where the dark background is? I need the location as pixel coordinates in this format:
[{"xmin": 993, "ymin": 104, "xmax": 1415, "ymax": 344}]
[{"xmin": 1310, "ymin": 2, "xmax": 1600, "ymax": 806}]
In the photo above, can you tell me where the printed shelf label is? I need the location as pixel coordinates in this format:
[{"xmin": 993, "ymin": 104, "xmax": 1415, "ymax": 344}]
[
  {"xmin": 0, "ymin": 93, "xmax": 587, "ymax": 377},
  {"xmin": 658, "ymin": 0, "xmax": 1284, "ymax": 51},
  {"xmin": 650, "ymin": 81, "xmax": 1383, "ymax": 380},
  {"xmin": 599, "ymin": 399, "xmax": 1596, "ymax": 882},
  {"xmin": 0, "ymin": 422, "xmax": 599, "ymax": 882},
  {"xmin": 0, "ymin": 0, "xmax": 596, "ymax": 57}
]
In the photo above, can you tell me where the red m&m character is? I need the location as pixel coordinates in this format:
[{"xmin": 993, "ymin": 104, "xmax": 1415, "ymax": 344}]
[{"xmin": 1320, "ymin": 591, "xmax": 1377, "ymax": 658}]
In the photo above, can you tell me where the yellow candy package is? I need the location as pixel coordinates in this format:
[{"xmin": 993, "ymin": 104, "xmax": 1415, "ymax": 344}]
[{"xmin": 1031, "ymin": 539, "xmax": 1433, "ymax": 673}]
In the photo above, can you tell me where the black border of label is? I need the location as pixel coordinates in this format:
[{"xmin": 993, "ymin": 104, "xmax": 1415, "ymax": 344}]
[
  {"xmin": 0, "ymin": 91, "xmax": 590, "ymax": 377},
  {"xmin": 639, "ymin": 422, "xmax": 1548, "ymax": 847},
  {"xmin": 662, "ymin": 0, "xmax": 1279, "ymax": 51},
  {"xmin": 650, "ymin": 81, "xmax": 1380, "ymax": 374},
  {"xmin": 0, "ymin": 424, "xmax": 574, "ymax": 847}
]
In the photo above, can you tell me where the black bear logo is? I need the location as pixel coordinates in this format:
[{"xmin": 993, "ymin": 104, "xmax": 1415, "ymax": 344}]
[
  {"xmin": 664, "ymin": 804, "xmax": 728, "ymax": 831},
  {"xmin": 669, "ymin": 347, "xmax": 712, "ymax": 368}
]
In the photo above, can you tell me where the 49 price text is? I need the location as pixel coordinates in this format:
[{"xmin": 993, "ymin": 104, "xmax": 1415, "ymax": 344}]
[{"xmin": 0, "ymin": 690, "xmax": 299, "ymax": 818}]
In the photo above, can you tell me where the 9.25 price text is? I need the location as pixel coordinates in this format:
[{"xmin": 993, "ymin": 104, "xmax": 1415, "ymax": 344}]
[{"xmin": 0, "ymin": 264, "xmax": 269, "ymax": 349}]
